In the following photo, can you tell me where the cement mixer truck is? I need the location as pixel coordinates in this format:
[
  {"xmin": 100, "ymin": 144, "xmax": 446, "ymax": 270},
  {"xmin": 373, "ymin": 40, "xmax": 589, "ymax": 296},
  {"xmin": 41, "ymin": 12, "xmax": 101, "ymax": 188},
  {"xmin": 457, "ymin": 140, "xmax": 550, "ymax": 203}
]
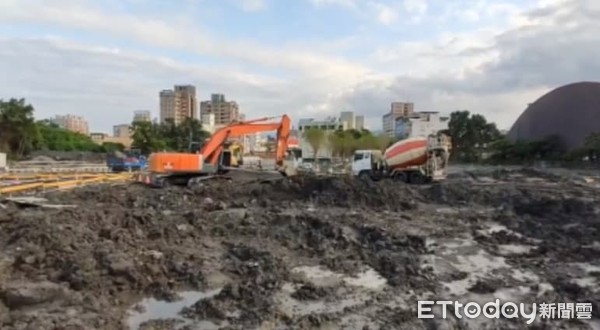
[{"xmin": 351, "ymin": 134, "xmax": 451, "ymax": 184}]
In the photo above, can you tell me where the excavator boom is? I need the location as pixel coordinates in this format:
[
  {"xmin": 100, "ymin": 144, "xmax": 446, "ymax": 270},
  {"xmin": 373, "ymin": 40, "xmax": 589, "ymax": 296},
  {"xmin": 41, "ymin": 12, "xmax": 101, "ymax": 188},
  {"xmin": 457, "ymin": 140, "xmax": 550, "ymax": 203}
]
[{"xmin": 135, "ymin": 115, "xmax": 293, "ymax": 187}]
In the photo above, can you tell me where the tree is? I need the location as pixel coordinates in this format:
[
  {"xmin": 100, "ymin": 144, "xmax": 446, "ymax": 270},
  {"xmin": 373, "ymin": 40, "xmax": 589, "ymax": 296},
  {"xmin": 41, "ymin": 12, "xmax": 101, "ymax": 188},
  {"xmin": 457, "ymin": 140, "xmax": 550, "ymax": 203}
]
[
  {"xmin": 176, "ymin": 118, "xmax": 210, "ymax": 151},
  {"xmin": 0, "ymin": 98, "xmax": 41, "ymax": 157},
  {"xmin": 303, "ymin": 127, "xmax": 326, "ymax": 158},
  {"xmin": 100, "ymin": 142, "xmax": 126, "ymax": 153},
  {"xmin": 130, "ymin": 118, "xmax": 210, "ymax": 154},
  {"xmin": 36, "ymin": 120, "xmax": 100, "ymax": 152},
  {"xmin": 130, "ymin": 121, "xmax": 167, "ymax": 154},
  {"xmin": 445, "ymin": 110, "xmax": 501, "ymax": 162},
  {"xmin": 375, "ymin": 133, "xmax": 392, "ymax": 151},
  {"xmin": 583, "ymin": 132, "xmax": 600, "ymax": 162}
]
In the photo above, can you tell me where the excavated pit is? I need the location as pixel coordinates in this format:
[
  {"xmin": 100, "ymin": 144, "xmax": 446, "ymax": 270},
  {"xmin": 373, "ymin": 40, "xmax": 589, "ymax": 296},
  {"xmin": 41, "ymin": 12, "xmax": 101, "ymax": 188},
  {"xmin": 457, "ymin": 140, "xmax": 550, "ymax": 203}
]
[{"xmin": 0, "ymin": 167, "xmax": 599, "ymax": 329}]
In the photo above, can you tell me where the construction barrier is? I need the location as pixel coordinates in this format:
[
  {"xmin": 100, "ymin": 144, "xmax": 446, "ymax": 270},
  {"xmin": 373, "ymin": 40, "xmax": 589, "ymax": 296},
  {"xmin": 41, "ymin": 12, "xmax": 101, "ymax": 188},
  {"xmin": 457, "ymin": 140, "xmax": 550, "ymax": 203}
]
[{"xmin": 0, "ymin": 172, "xmax": 134, "ymax": 196}]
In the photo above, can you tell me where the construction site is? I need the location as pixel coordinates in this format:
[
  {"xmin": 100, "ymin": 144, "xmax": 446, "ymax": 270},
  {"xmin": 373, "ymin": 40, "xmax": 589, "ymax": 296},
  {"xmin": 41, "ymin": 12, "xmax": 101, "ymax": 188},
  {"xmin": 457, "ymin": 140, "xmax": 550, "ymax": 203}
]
[{"xmin": 0, "ymin": 116, "xmax": 599, "ymax": 330}]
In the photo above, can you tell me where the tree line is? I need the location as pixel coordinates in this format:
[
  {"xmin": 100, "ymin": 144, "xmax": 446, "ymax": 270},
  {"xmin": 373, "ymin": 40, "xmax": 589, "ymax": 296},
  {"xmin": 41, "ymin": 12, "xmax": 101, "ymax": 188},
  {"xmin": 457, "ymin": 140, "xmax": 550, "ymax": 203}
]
[
  {"xmin": 129, "ymin": 118, "xmax": 210, "ymax": 155},
  {"xmin": 302, "ymin": 127, "xmax": 393, "ymax": 159},
  {"xmin": 441, "ymin": 110, "xmax": 600, "ymax": 164},
  {"xmin": 3, "ymin": 97, "xmax": 599, "ymax": 164},
  {"xmin": 0, "ymin": 98, "xmax": 112, "ymax": 158},
  {"xmin": 0, "ymin": 98, "xmax": 211, "ymax": 159}
]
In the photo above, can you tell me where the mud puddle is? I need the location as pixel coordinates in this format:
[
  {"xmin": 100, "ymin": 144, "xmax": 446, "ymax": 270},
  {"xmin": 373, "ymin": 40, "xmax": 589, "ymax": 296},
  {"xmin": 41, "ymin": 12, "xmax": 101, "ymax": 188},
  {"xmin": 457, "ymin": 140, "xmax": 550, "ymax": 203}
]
[
  {"xmin": 276, "ymin": 265, "xmax": 388, "ymax": 319},
  {"xmin": 126, "ymin": 288, "xmax": 223, "ymax": 330},
  {"xmin": 292, "ymin": 265, "xmax": 387, "ymax": 290}
]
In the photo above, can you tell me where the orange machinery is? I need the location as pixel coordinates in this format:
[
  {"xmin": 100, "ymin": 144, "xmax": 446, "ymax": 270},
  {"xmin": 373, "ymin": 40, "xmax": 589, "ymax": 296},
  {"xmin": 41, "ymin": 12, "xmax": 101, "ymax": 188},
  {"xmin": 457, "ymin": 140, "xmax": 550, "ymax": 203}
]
[{"xmin": 136, "ymin": 115, "xmax": 293, "ymax": 187}]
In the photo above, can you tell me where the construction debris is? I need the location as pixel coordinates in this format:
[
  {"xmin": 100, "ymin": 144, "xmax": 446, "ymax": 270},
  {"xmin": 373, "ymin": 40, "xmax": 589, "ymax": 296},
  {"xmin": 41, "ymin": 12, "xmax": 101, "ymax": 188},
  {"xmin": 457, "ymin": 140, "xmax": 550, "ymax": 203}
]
[{"xmin": 0, "ymin": 167, "xmax": 599, "ymax": 329}]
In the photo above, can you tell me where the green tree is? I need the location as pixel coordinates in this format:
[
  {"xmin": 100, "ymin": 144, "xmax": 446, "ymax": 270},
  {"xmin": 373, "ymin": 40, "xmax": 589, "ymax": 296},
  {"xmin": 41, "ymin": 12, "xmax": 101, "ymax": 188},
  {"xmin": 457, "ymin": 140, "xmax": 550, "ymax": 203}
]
[
  {"xmin": 36, "ymin": 120, "xmax": 99, "ymax": 152},
  {"xmin": 0, "ymin": 98, "xmax": 41, "ymax": 157},
  {"xmin": 583, "ymin": 132, "xmax": 600, "ymax": 162},
  {"xmin": 176, "ymin": 118, "xmax": 210, "ymax": 151},
  {"xmin": 100, "ymin": 142, "xmax": 126, "ymax": 153},
  {"xmin": 130, "ymin": 121, "xmax": 167, "ymax": 154},
  {"xmin": 444, "ymin": 110, "xmax": 501, "ymax": 162},
  {"xmin": 303, "ymin": 127, "xmax": 327, "ymax": 158}
]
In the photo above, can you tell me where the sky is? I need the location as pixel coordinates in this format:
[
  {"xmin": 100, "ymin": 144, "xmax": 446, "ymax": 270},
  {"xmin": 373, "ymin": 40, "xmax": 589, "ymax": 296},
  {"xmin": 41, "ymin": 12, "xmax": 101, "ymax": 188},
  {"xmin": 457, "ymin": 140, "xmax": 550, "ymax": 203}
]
[{"xmin": 1, "ymin": 0, "xmax": 599, "ymax": 133}]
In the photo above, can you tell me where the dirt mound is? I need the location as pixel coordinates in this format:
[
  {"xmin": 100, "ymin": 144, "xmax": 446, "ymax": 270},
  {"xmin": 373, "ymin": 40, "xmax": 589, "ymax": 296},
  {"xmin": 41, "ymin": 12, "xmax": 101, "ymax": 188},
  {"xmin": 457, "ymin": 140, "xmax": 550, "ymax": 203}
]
[
  {"xmin": 1, "ymin": 167, "xmax": 600, "ymax": 329},
  {"xmin": 190, "ymin": 175, "xmax": 422, "ymax": 211}
]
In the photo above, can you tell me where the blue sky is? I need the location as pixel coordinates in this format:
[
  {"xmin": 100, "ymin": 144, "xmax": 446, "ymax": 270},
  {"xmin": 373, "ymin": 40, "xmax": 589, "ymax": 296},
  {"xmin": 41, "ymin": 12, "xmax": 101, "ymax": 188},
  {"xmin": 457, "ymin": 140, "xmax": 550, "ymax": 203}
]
[{"xmin": 0, "ymin": 0, "xmax": 597, "ymax": 132}]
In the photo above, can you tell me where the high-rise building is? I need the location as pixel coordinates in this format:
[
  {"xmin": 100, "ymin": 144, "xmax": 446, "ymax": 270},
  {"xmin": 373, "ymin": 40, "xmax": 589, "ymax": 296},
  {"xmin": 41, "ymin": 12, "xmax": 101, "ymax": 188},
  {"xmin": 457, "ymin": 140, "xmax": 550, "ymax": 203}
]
[
  {"xmin": 383, "ymin": 102, "xmax": 414, "ymax": 137},
  {"xmin": 391, "ymin": 102, "xmax": 414, "ymax": 116},
  {"xmin": 52, "ymin": 115, "xmax": 89, "ymax": 135},
  {"xmin": 133, "ymin": 110, "xmax": 151, "ymax": 122},
  {"xmin": 159, "ymin": 90, "xmax": 175, "ymax": 124},
  {"xmin": 340, "ymin": 111, "xmax": 355, "ymax": 130},
  {"xmin": 113, "ymin": 124, "xmax": 130, "ymax": 138},
  {"xmin": 159, "ymin": 85, "xmax": 198, "ymax": 125},
  {"xmin": 355, "ymin": 115, "xmax": 365, "ymax": 130},
  {"xmin": 200, "ymin": 93, "xmax": 240, "ymax": 125}
]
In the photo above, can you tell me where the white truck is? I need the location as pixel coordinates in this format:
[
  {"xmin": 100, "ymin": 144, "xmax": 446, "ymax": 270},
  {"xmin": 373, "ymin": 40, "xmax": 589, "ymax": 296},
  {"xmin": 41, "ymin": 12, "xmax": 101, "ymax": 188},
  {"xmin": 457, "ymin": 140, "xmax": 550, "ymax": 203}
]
[{"xmin": 351, "ymin": 134, "xmax": 451, "ymax": 184}]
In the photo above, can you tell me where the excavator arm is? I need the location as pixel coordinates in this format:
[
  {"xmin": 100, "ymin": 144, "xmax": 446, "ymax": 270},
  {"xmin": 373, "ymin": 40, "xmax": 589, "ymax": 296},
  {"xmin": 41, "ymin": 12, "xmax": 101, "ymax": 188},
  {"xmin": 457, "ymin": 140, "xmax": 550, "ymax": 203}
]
[{"xmin": 200, "ymin": 115, "xmax": 291, "ymax": 167}]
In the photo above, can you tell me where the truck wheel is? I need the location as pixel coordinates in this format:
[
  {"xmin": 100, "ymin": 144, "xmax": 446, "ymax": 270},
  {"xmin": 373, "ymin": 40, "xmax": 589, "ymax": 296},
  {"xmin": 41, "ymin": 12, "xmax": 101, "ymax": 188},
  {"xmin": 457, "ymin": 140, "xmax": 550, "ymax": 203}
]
[
  {"xmin": 409, "ymin": 172, "xmax": 425, "ymax": 184},
  {"xmin": 358, "ymin": 171, "xmax": 371, "ymax": 181},
  {"xmin": 393, "ymin": 172, "xmax": 407, "ymax": 183}
]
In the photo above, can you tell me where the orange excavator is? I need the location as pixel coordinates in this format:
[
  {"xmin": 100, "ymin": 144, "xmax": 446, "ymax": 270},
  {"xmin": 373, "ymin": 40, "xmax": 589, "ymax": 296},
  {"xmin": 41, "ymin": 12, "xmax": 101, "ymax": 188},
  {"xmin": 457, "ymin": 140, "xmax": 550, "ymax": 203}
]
[{"xmin": 136, "ymin": 115, "xmax": 296, "ymax": 187}]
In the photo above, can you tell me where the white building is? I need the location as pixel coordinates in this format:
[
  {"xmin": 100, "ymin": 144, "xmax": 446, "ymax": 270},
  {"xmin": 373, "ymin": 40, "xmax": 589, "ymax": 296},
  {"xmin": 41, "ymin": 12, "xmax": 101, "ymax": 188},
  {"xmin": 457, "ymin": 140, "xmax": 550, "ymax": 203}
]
[
  {"xmin": 355, "ymin": 115, "xmax": 365, "ymax": 130},
  {"xmin": 298, "ymin": 117, "xmax": 343, "ymax": 159},
  {"xmin": 395, "ymin": 111, "xmax": 449, "ymax": 139},
  {"xmin": 340, "ymin": 111, "xmax": 355, "ymax": 130},
  {"xmin": 201, "ymin": 113, "xmax": 216, "ymax": 134}
]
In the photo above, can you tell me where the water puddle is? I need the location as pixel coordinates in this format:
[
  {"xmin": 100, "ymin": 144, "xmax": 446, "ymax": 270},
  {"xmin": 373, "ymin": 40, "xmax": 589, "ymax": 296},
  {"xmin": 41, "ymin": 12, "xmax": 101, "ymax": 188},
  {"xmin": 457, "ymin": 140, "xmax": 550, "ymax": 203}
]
[
  {"xmin": 497, "ymin": 244, "xmax": 532, "ymax": 255},
  {"xmin": 343, "ymin": 268, "xmax": 387, "ymax": 290},
  {"xmin": 291, "ymin": 265, "xmax": 387, "ymax": 290},
  {"xmin": 126, "ymin": 288, "xmax": 222, "ymax": 330},
  {"xmin": 277, "ymin": 265, "xmax": 387, "ymax": 318},
  {"xmin": 567, "ymin": 263, "xmax": 600, "ymax": 290},
  {"xmin": 511, "ymin": 268, "xmax": 540, "ymax": 283}
]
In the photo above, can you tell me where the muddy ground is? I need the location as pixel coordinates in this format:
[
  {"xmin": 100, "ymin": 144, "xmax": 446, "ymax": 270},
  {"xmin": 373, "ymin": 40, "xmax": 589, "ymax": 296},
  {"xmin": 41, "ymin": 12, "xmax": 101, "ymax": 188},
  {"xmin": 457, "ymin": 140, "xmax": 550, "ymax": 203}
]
[{"xmin": 0, "ymin": 167, "xmax": 599, "ymax": 329}]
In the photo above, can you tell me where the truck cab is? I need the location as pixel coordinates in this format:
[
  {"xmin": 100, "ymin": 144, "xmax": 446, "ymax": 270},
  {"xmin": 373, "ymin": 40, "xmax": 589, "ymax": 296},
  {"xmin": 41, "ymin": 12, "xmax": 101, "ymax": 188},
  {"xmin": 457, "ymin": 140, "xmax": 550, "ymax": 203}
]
[{"xmin": 351, "ymin": 149, "xmax": 385, "ymax": 180}]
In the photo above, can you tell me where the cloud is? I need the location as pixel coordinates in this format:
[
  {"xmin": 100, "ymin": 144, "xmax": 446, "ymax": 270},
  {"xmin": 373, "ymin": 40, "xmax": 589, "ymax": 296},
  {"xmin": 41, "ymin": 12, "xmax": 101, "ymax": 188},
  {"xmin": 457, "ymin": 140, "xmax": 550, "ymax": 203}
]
[
  {"xmin": 0, "ymin": 0, "xmax": 369, "ymax": 79},
  {"xmin": 1, "ymin": 0, "xmax": 599, "ymax": 134},
  {"xmin": 373, "ymin": 3, "xmax": 398, "ymax": 25},
  {"xmin": 236, "ymin": 0, "xmax": 267, "ymax": 12},
  {"xmin": 309, "ymin": 0, "xmax": 357, "ymax": 9},
  {"xmin": 325, "ymin": 0, "xmax": 600, "ymax": 128},
  {"xmin": 403, "ymin": 0, "xmax": 427, "ymax": 15}
]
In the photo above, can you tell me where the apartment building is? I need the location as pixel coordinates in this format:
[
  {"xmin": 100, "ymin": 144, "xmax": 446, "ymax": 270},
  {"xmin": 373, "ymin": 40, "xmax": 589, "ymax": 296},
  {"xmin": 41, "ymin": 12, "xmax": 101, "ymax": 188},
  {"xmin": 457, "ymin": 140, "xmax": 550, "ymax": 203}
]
[
  {"xmin": 133, "ymin": 110, "xmax": 151, "ymax": 122},
  {"xmin": 382, "ymin": 102, "xmax": 414, "ymax": 137},
  {"xmin": 159, "ymin": 85, "xmax": 198, "ymax": 125},
  {"xmin": 200, "ymin": 93, "xmax": 240, "ymax": 125},
  {"xmin": 395, "ymin": 111, "xmax": 449, "ymax": 139},
  {"xmin": 52, "ymin": 115, "xmax": 89, "ymax": 135}
]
